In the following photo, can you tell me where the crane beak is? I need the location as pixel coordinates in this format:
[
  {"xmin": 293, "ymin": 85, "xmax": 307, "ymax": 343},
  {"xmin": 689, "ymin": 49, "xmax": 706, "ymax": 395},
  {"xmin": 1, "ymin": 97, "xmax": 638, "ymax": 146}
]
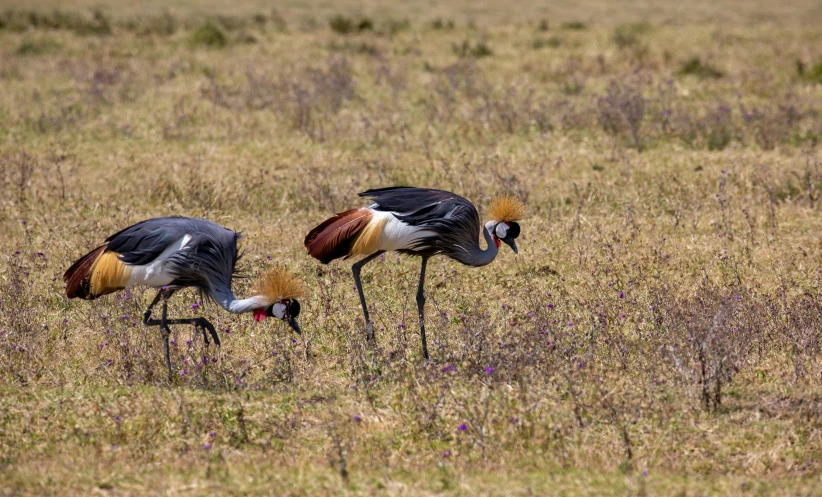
[
  {"xmin": 501, "ymin": 236, "xmax": 518, "ymax": 254},
  {"xmin": 287, "ymin": 316, "xmax": 302, "ymax": 335}
]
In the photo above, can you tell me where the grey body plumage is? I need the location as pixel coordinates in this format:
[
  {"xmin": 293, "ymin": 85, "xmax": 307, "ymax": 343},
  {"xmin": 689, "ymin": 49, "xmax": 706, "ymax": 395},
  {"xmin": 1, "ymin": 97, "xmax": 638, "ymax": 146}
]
[
  {"xmin": 105, "ymin": 216, "xmax": 241, "ymax": 298},
  {"xmin": 65, "ymin": 216, "xmax": 303, "ymax": 379},
  {"xmin": 359, "ymin": 187, "xmax": 485, "ymax": 263}
]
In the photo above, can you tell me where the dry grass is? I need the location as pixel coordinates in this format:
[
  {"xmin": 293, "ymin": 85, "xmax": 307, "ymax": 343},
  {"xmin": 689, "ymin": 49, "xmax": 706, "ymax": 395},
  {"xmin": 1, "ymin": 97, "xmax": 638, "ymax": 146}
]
[{"xmin": 2, "ymin": 1, "xmax": 822, "ymax": 495}]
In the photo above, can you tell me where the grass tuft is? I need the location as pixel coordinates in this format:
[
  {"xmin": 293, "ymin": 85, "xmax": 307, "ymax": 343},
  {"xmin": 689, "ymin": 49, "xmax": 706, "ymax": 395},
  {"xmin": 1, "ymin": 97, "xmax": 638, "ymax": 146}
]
[
  {"xmin": 190, "ymin": 22, "xmax": 228, "ymax": 48},
  {"xmin": 678, "ymin": 56, "xmax": 724, "ymax": 79}
]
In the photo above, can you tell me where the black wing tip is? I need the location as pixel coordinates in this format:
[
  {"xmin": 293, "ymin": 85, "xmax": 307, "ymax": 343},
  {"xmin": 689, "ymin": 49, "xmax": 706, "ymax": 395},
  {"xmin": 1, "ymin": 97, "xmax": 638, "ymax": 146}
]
[{"xmin": 358, "ymin": 186, "xmax": 418, "ymax": 197}]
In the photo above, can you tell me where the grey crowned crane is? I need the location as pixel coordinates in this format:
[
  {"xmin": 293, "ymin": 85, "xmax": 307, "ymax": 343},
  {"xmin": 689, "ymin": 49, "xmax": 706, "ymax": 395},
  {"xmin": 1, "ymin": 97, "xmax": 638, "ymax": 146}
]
[
  {"xmin": 304, "ymin": 187, "xmax": 525, "ymax": 359},
  {"xmin": 63, "ymin": 217, "xmax": 304, "ymax": 378}
]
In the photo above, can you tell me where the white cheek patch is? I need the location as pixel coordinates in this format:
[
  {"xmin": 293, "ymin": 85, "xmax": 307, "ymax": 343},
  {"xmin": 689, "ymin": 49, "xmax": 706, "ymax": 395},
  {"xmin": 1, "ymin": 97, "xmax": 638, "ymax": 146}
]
[
  {"xmin": 495, "ymin": 223, "xmax": 509, "ymax": 238},
  {"xmin": 271, "ymin": 302, "xmax": 287, "ymax": 319}
]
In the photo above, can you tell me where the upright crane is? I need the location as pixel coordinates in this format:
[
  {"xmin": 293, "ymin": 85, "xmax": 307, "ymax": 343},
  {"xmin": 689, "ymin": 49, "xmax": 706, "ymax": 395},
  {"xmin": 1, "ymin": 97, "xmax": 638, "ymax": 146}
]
[{"xmin": 304, "ymin": 187, "xmax": 524, "ymax": 359}]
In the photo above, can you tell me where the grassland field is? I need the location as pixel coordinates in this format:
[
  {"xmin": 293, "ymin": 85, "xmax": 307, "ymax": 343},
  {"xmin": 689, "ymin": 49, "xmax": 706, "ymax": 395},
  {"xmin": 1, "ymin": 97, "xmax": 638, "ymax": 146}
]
[{"xmin": 1, "ymin": 0, "xmax": 822, "ymax": 495}]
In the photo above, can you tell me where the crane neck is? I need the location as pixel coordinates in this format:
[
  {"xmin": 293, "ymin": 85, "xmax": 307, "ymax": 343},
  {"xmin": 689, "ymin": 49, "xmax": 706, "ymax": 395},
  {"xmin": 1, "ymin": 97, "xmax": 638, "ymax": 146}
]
[
  {"xmin": 455, "ymin": 220, "xmax": 499, "ymax": 267},
  {"xmin": 211, "ymin": 286, "xmax": 268, "ymax": 314}
]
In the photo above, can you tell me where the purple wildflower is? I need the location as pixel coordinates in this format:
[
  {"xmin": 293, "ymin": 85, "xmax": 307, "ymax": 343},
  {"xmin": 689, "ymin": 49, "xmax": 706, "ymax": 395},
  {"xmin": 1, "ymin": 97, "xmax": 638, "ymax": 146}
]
[
  {"xmin": 484, "ymin": 366, "xmax": 495, "ymax": 375},
  {"xmin": 458, "ymin": 424, "xmax": 467, "ymax": 432}
]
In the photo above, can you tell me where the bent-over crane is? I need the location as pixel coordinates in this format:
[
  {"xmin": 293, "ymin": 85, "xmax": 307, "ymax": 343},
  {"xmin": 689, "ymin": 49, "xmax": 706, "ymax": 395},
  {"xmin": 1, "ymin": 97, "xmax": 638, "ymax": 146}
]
[
  {"xmin": 304, "ymin": 187, "xmax": 524, "ymax": 359},
  {"xmin": 64, "ymin": 216, "xmax": 303, "ymax": 378}
]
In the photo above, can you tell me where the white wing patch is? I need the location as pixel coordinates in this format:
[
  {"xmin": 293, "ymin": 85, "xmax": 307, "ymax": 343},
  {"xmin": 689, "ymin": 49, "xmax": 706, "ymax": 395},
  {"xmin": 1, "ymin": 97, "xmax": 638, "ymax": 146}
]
[
  {"xmin": 372, "ymin": 210, "xmax": 435, "ymax": 251},
  {"xmin": 126, "ymin": 234, "xmax": 192, "ymax": 288}
]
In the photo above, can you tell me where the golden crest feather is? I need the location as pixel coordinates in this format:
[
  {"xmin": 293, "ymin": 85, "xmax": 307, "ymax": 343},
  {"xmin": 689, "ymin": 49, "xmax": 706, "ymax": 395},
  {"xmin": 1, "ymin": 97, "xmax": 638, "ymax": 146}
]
[
  {"xmin": 255, "ymin": 267, "xmax": 304, "ymax": 305},
  {"xmin": 488, "ymin": 195, "xmax": 526, "ymax": 223}
]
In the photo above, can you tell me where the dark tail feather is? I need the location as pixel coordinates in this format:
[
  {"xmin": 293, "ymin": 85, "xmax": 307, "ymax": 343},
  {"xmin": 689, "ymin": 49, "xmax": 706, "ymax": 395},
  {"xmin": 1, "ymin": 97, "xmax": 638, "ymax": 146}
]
[
  {"xmin": 64, "ymin": 245, "xmax": 107, "ymax": 299},
  {"xmin": 304, "ymin": 209, "xmax": 371, "ymax": 264}
]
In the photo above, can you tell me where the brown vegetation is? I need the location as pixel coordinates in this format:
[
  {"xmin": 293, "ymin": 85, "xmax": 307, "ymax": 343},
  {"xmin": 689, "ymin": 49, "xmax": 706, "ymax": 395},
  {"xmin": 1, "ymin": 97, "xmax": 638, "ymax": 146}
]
[{"xmin": 1, "ymin": 0, "xmax": 822, "ymax": 494}]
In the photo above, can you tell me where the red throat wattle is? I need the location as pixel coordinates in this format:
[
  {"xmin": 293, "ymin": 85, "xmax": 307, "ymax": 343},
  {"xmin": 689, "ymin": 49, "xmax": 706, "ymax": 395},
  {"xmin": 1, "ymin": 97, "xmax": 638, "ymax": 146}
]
[
  {"xmin": 253, "ymin": 308, "xmax": 267, "ymax": 322},
  {"xmin": 494, "ymin": 236, "xmax": 501, "ymax": 248}
]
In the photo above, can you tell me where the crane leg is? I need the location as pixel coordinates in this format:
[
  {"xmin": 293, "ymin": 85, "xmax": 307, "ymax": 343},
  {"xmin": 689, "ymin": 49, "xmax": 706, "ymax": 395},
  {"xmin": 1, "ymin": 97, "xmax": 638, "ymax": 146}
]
[
  {"xmin": 416, "ymin": 257, "xmax": 429, "ymax": 360},
  {"xmin": 160, "ymin": 298, "xmax": 173, "ymax": 380},
  {"xmin": 352, "ymin": 251, "xmax": 384, "ymax": 343},
  {"xmin": 161, "ymin": 318, "xmax": 220, "ymax": 347},
  {"xmin": 142, "ymin": 288, "xmax": 174, "ymax": 324},
  {"xmin": 142, "ymin": 292, "xmax": 222, "ymax": 379},
  {"xmin": 144, "ymin": 290, "xmax": 220, "ymax": 347}
]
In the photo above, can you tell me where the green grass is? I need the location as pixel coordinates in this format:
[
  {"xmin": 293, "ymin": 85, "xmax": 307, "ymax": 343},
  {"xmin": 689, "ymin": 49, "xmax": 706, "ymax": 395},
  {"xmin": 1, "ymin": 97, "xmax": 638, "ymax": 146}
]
[{"xmin": 1, "ymin": 0, "xmax": 822, "ymax": 495}]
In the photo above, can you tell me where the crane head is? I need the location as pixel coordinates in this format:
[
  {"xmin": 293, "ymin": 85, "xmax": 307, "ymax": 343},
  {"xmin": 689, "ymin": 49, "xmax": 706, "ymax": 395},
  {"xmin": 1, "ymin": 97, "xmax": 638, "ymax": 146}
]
[
  {"xmin": 254, "ymin": 299, "xmax": 302, "ymax": 334},
  {"xmin": 494, "ymin": 222, "xmax": 521, "ymax": 254}
]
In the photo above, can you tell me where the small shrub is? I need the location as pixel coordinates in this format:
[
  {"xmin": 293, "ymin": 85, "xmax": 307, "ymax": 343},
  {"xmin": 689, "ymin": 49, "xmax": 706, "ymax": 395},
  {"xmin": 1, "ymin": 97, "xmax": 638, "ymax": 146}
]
[
  {"xmin": 532, "ymin": 36, "xmax": 562, "ymax": 49},
  {"xmin": 329, "ymin": 15, "xmax": 373, "ymax": 34},
  {"xmin": 698, "ymin": 104, "xmax": 734, "ymax": 150},
  {"xmin": 16, "ymin": 39, "xmax": 58, "ymax": 55},
  {"xmin": 211, "ymin": 15, "xmax": 247, "ymax": 31},
  {"xmin": 383, "ymin": 18, "xmax": 409, "ymax": 35},
  {"xmin": 562, "ymin": 81, "xmax": 583, "ymax": 95},
  {"xmin": 537, "ymin": 19, "xmax": 549, "ymax": 31},
  {"xmin": 357, "ymin": 18, "xmax": 373, "ymax": 31},
  {"xmin": 190, "ymin": 22, "xmax": 228, "ymax": 48},
  {"xmin": 431, "ymin": 18, "xmax": 454, "ymax": 30},
  {"xmin": 561, "ymin": 21, "xmax": 587, "ymax": 30},
  {"xmin": 452, "ymin": 40, "xmax": 493, "ymax": 58},
  {"xmin": 0, "ymin": 9, "xmax": 111, "ymax": 35},
  {"xmin": 597, "ymin": 77, "xmax": 647, "ymax": 150},
  {"xmin": 328, "ymin": 41, "xmax": 380, "ymax": 56},
  {"xmin": 269, "ymin": 9, "xmax": 288, "ymax": 31},
  {"xmin": 129, "ymin": 11, "xmax": 177, "ymax": 36},
  {"xmin": 796, "ymin": 58, "xmax": 822, "ymax": 83},
  {"xmin": 739, "ymin": 99, "xmax": 801, "ymax": 150},
  {"xmin": 678, "ymin": 57, "xmax": 724, "ymax": 79},
  {"xmin": 660, "ymin": 286, "xmax": 757, "ymax": 412},
  {"xmin": 613, "ymin": 22, "xmax": 650, "ymax": 48},
  {"xmin": 237, "ymin": 31, "xmax": 258, "ymax": 44},
  {"xmin": 84, "ymin": 9, "xmax": 112, "ymax": 35}
]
